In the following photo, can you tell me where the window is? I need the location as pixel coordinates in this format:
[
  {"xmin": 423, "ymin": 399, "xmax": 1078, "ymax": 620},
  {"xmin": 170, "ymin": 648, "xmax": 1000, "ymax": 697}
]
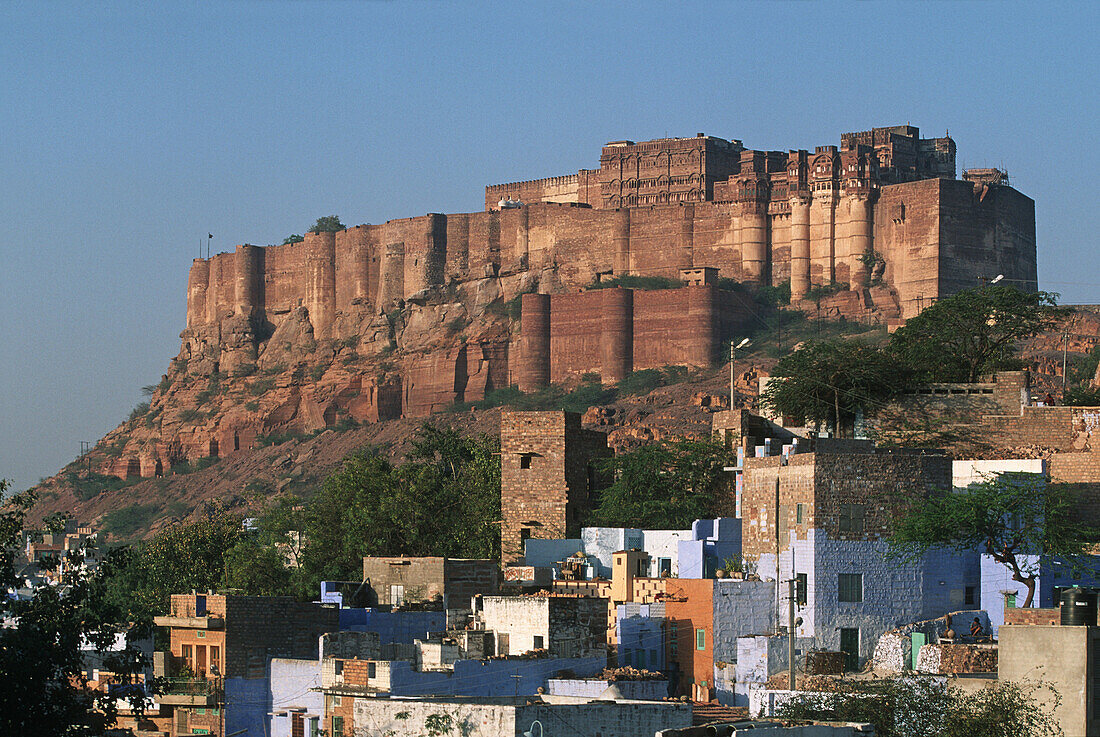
[
  {"xmin": 332, "ymin": 716, "xmax": 344, "ymax": 737},
  {"xmin": 209, "ymin": 645, "xmax": 219, "ymax": 672},
  {"xmin": 368, "ymin": 662, "xmax": 377, "ymax": 679},
  {"xmin": 520, "ymin": 453, "xmax": 533, "ymax": 469},
  {"xmin": 332, "ymin": 695, "xmax": 342, "ymax": 708},
  {"xmin": 796, "ymin": 573, "xmax": 808, "ymax": 605},
  {"xmin": 696, "ymin": 629, "xmax": 706, "ymax": 651},
  {"xmin": 334, "ymin": 660, "xmax": 343, "ymax": 676},
  {"xmin": 182, "ymin": 644, "xmax": 193, "ymax": 667},
  {"xmin": 309, "ymin": 717, "xmax": 320, "ymax": 737},
  {"xmin": 669, "ymin": 622, "xmax": 678, "ymax": 656},
  {"xmin": 838, "ymin": 573, "xmax": 863, "ymax": 602},
  {"xmin": 838, "ymin": 504, "xmax": 866, "ymax": 535},
  {"xmin": 964, "ymin": 586, "xmax": 976, "ymax": 606},
  {"xmin": 659, "ymin": 558, "xmax": 672, "ymax": 577},
  {"xmin": 1005, "ymin": 592, "xmax": 1017, "ymax": 609},
  {"xmin": 533, "ymin": 635, "xmax": 544, "ymax": 649}
]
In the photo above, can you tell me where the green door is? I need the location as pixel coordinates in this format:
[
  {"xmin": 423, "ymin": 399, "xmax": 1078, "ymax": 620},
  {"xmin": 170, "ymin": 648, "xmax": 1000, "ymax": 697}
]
[
  {"xmin": 840, "ymin": 628, "xmax": 860, "ymax": 671},
  {"xmin": 911, "ymin": 632, "xmax": 926, "ymax": 671}
]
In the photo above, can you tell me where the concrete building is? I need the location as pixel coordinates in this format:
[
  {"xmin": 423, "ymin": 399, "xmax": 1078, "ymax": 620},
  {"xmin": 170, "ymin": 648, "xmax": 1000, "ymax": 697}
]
[
  {"xmin": 736, "ymin": 441, "xmax": 980, "ymax": 669},
  {"xmin": 477, "ymin": 594, "xmax": 607, "ymax": 658},
  {"xmin": 360, "ymin": 556, "xmax": 499, "ymax": 609},
  {"xmin": 340, "ymin": 694, "xmax": 692, "ymax": 737},
  {"xmin": 524, "ymin": 517, "xmax": 742, "ymax": 580},
  {"xmin": 999, "ymin": 617, "xmax": 1100, "ymax": 736},
  {"xmin": 153, "ymin": 593, "xmax": 339, "ymax": 737}
]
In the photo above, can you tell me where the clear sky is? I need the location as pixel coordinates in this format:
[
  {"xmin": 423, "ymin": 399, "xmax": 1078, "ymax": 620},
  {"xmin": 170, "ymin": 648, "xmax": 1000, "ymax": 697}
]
[{"xmin": 1, "ymin": 1, "xmax": 1097, "ymax": 494}]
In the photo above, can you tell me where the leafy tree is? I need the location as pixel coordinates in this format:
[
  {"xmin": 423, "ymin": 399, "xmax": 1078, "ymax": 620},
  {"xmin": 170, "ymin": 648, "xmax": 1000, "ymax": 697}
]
[
  {"xmin": 105, "ymin": 505, "xmax": 246, "ymax": 617},
  {"xmin": 891, "ymin": 285, "xmax": 1066, "ymax": 383},
  {"xmin": 890, "ymin": 472, "xmax": 1100, "ymax": 608},
  {"xmin": 0, "ymin": 483, "xmax": 151, "ymax": 735},
  {"xmin": 590, "ymin": 437, "xmax": 727, "ymax": 529},
  {"xmin": 761, "ymin": 339, "xmax": 908, "ymax": 437},
  {"xmin": 280, "ymin": 425, "xmax": 502, "ymax": 587},
  {"xmin": 1063, "ymin": 385, "xmax": 1100, "ymax": 406},
  {"xmin": 281, "ymin": 234, "xmax": 305, "ymax": 245},
  {"xmin": 775, "ymin": 677, "xmax": 1061, "ymax": 737},
  {"xmin": 308, "ymin": 215, "xmax": 345, "ymax": 233}
]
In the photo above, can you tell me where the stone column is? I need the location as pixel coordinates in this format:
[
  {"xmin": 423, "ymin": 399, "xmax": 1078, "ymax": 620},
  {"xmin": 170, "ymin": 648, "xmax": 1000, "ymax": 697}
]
[
  {"xmin": 789, "ymin": 196, "xmax": 811, "ymax": 301},
  {"xmin": 518, "ymin": 293, "xmax": 551, "ymax": 391}
]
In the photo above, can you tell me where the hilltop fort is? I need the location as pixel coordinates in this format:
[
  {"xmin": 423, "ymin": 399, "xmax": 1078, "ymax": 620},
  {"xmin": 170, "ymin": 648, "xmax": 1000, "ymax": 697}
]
[{"xmin": 115, "ymin": 124, "xmax": 1037, "ymax": 477}]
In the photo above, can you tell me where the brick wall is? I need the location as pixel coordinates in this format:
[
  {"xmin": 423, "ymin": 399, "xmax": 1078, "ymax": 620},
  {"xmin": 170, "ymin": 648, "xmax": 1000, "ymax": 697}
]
[
  {"xmin": 500, "ymin": 411, "xmax": 609, "ymax": 564},
  {"xmin": 663, "ymin": 578, "xmax": 715, "ymax": 699},
  {"xmin": 1003, "ymin": 607, "xmax": 1059, "ymax": 626},
  {"xmin": 223, "ymin": 597, "xmax": 339, "ymax": 679}
]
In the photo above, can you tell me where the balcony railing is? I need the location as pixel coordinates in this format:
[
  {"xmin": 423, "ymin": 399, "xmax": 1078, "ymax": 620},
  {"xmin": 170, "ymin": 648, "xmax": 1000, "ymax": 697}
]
[{"xmin": 156, "ymin": 678, "xmax": 219, "ymax": 707}]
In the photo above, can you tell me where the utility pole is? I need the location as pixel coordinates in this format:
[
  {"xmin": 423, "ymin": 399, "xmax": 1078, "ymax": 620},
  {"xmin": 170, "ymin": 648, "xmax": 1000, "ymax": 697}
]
[
  {"xmin": 730, "ymin": 338, "xmax": 750, "ymax": 410},
  {"xmin": 788, "ymin": 578, "xmax": 797, "ymax": 691},
  {"xmin": 1062, "ymin": 332, "xmax": 1070, "ymax": 397}
]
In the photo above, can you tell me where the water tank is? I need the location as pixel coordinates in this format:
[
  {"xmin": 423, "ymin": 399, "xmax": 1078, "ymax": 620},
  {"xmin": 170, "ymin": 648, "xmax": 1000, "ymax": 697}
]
[{"xmin": 1060, "ymin": 587, "xmax": 1098, "ymax": 626}]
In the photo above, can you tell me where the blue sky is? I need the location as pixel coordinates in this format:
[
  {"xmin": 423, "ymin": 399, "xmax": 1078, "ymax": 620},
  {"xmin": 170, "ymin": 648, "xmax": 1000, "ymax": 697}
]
[{"xmin": 1, "ymin": 1, "xmax": 1097, "ymax": 493}]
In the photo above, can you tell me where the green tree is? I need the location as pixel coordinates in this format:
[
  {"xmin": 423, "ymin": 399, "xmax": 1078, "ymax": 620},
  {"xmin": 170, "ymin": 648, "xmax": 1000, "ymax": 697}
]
[
  {"xmin": 281, "ymin": 234, "xmax": 305, "ymax": 245},
  {"xmin": 891, "ymin": 284, "xmax": 1066, "ymax": 383},
  {"xmin": 590, "ymin": 437, "xmax": 727, "ymax": 529},
  {"xmin": 289, "ymin": 425, "xmax": 502, "ymax": 586},
  {"xmin": 761, "ymin": 339, "xmax": 908, "ymax": 437},
  {"xmin": 0, "ymin": 483, "xmax": 151, "ymax": 735},
  {"xmin": 105, "ymin": 505, "xmax": 246, "ymax": 617},
  {"xmin": 890, "ymin": 472, "xmax": 1100, "ymax": 608},
  {"xmin": 775, "ymin": 677, "xmax": 1061, "ymax": 737},
  {"xmin": 308, "ymin": 215, "xmax": 345, "ymax": 233}
]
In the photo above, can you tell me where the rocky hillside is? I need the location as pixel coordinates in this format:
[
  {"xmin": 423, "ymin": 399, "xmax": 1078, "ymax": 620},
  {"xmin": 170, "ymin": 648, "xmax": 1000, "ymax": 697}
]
[{"xmin": 26, "ymin": 271, "xmax": 1100, "ymax": 541}]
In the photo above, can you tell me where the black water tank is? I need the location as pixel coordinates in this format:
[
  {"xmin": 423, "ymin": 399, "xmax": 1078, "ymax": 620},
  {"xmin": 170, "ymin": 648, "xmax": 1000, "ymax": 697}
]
[{"xmin": 1060, "ymin": 587, "xmax": 1098, "ymax": 626}]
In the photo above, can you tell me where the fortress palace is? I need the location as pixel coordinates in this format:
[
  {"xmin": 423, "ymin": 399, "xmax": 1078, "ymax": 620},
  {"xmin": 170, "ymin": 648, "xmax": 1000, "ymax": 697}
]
[{"xmin": 162, "ymin": 124, "xmax": 1037, "ymax": 471}]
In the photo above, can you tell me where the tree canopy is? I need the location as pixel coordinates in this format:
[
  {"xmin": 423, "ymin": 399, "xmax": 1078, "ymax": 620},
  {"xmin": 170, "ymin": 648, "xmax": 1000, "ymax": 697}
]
[
  {"xmin": 308, "ymin": 215, "xmax": 345, "ymax": 233},
  {"xmin": 0, "ymin": 483, "xmax": 150, "ymax": 736},
  {"xmin": 889, "ymin": 471, "xmax": 1100, "ymax": 607},
  {"xmin": 761, "ymin": 339, "xmax": 908, "ymax": 437},
  {"xmin": 891, "ymin": 284, "xmax": 1065, "ymax": 383},
  {"xmin": 775, "ymin": 676, "xmax": 1061, "ymax": 737},
  {"xmin": 101, "ymin": 425, "xmax": 503, "ymax": 607},
  {"xmin": 590, "ymin": 437, "xmax": 729, "ymax": 529},
  {"xmin": 761, "ymin": 285, "xmax": 1066, "ymax": 433}
]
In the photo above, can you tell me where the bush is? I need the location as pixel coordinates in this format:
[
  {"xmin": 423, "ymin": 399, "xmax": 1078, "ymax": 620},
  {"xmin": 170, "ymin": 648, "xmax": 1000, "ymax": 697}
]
[
  {"xmin": 178, "ymin": 408, "xmax": 203, "ymax": 423},
  {"xmin": 100, "ymin": 503, "xmax": 162, "ymax": 540},
  {"xmin": 804, "ymin": 281, "xmax": 847, "ymax": 303},
  {"xmin": 309, "ymin": 365, "xmax": 327, "ymax": 381},
  {"xmin": 128, "ymin": 402, "xmax": 150, "ymax": 422},
  {"xmin": 249, "ymin": 379, "xmax": 276, "ymax": 396},
  {"xmin": 1064, "ymin": 386, "xmax": 1100, "ymax": 406},
  {"xmin": 308, "ymin": 215, "xmax": 344, "ymax": 233},
  {"xmin": 617, "ymin": 366, "xmax": 689, "ymax": 396},
  {"xmin": 233, "ymin": 363, "xmax": 257, "ymax": 378},
  {"xmin": 340, "ymin": 335, "xmax": 360, "ymax": 350},
  {"xmin": 341, "ymin": 352, "xmax": 360, "ymax": 366},
  {"xmin": 65, "ymin": 472, "xmax": 133, "ymax": 502},
  {"xmin": 587, "ymin": 274, "xmax": 684, "ymax": 291},
  {"xmin": 755, "ymin": 280, "xmax": 791, "ymax": 307},
  {"xmin": 245, "ymin": 400, "xmax": 260, "ymax": 412},
  {"xmin": 281, "ymin": 234, "xmax": 304, "ymax": 245}
]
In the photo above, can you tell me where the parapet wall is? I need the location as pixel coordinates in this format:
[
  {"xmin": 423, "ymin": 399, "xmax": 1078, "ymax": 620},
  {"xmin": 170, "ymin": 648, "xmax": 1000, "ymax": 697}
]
[{"xmin": 185, "ymin": 175, "xmax": 1036, "ymax": 338}]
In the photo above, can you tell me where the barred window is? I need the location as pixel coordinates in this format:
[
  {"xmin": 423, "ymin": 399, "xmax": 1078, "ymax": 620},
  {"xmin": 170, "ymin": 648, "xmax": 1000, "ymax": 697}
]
[{"xmin": 838, "ymin": 573, "xmax": 863, "ymax": 603}]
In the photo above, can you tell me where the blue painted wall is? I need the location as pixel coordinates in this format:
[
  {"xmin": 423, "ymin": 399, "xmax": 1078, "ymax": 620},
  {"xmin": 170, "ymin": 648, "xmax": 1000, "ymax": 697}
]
[{"xmin": 338, "ymin": 608, "xmax": 446, "ymax": 643}]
